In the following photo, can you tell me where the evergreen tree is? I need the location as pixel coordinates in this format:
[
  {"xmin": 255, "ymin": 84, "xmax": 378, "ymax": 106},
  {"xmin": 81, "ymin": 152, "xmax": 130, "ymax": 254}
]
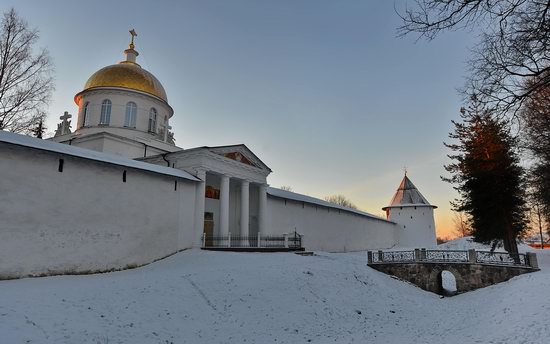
[
  {"xmin": 522, "ymin": 83, "xmax": 550, "ymax": 236},
  {"xmin": 443, "ymin": 98, "xmax": 527, "ymax": 253},
  {"xmin": 31, "ymin": 117, "xmax": 46, "ymax": 138}
]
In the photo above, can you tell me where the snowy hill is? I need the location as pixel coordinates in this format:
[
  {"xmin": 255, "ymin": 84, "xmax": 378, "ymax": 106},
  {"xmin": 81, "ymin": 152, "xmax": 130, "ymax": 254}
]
[
  {"xmin": 1, "ymin": 248, "xmax": 548, "ymax": 343},
  {"xmin": 438, "ymin": 236, "xmax": 535, "ymax": 252}
]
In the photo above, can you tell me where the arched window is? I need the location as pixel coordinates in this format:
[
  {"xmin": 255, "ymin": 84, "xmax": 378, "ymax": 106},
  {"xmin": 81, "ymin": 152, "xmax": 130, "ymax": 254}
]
[
  {"xmin": 148, "ymin": 108, "xmax": 157, "ymax": 133},
  {"xmin": 100, "ymin": 99, "xmax": 111, "ymax": 125},
  {"xmin": 124, "ymin": 102, "xmax": 137, "ymax": 128},
  {"xmin": 81, "ymin": 102, "xmax": 89, "ymax": 128}
]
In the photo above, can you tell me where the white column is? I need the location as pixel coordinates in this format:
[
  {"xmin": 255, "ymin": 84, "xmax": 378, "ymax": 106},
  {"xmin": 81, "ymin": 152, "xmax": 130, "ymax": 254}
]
[
  {"xmin": 219, "ymin": 174, "xmax": 230, "ymax": 237},
  {"xmin": 193, "ymin": 170, "xmax": 206, "ymax": 247},
  {"xmin": 258, "ymin": 184, "xmax": 268, "ymax": 235},
  {"xmin": 240, "ymin": 180, "xmax": 249, "ymax": 237}
]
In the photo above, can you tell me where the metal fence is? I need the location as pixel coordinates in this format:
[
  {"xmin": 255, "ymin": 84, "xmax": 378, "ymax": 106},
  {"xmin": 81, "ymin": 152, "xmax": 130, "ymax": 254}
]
[
  {"xmin": 203, "ymin": 232, "xmax": 302, "ymax": 250},
  {"xmin": 475, "ymin": 251, "xmax": 529, "ymax": 266},
  {"xmin": 425, "ymin": 250, "xmax": 469, "ymax": 263},
  {"xmin": 371, "ymin": 250, "xmax": 415, "ymax": 263},
  {"xmin": 368, "ymin": 248, "xmax": 534, "ymax": 268}
]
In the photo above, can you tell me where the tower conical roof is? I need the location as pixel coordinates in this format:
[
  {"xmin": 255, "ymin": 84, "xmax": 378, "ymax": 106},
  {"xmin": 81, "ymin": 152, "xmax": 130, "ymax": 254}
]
[{"xmin": 382, "ymin": 175, "xmax": 437, "ymax": 210}]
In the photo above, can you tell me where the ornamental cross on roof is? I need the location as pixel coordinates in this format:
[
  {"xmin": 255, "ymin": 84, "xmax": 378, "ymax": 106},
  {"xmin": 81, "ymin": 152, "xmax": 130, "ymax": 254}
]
[{"xmin": 129, "ymin": 29, "xmax": 137, "ymax": 48}]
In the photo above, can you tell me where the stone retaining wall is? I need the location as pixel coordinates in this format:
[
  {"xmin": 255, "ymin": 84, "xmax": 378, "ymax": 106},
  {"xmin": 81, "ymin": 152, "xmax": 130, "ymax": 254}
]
[{"xmin": 369, "ymin": 262, "xmax": 538, "ymax": 294}]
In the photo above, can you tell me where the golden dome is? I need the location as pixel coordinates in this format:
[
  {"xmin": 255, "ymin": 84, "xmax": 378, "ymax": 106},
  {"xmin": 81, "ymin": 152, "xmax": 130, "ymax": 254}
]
[{"xmin": 77, "ymin": 62, "xmax": 168, "ymax": 103}]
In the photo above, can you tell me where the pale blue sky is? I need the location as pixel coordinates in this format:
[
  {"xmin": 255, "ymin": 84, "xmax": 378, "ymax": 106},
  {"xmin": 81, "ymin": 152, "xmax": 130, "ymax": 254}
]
[{"xmin": 5, "ymin": 0, "xmax": 478, "ymax": 236}]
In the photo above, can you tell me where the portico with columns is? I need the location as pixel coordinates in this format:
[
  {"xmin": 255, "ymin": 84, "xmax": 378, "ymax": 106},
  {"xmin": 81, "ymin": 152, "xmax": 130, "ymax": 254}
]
[{"xmin": 140, "ymin": 144, "xmax": 271, "ymax": 246}]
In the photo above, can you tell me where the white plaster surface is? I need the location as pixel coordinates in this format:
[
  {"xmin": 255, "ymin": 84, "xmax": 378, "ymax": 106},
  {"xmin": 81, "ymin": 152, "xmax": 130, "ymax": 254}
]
[
  {"xmin": 51, "ymin": 89, "xmax": 179, "ymax": 159},
  {"xmin": 267, "ymin": 196, "xmax": 397, "ymax": 252},
  {"xmin": 1, "ymin": 130, "xmax": 196, "ymax": 180},
  {"xmin": 0, "ymin": 141, "xmax": 197, "ymax": 278},
  {"xmin": 387, "ymin": 206, "xmax": 438, "ymax": 248}
]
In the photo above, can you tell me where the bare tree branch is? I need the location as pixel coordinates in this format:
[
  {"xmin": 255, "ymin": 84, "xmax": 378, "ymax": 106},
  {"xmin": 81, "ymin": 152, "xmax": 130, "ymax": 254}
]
[
  {"xmin": 0, "ymin": 8, "xmax": 54, "ymax": 134},
  {"xmin": 397, "ymin": 0, "xmax": 550, "ymax": 118},
  {"xmin": 324, "ymin": 194, "xmax": 358, "ymax": 210}
]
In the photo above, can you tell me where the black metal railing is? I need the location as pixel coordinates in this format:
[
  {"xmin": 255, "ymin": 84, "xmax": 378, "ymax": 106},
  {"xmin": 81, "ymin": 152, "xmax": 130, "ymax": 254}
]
[
  {"xmin": 368, "ymin": 249, "xmax": 533, "ymax": 268},
  {"xmin": 475, "ymin": 251, "xmax": 528, "ymax": 266},
  {"xmin": 371, "ymin": 250, "xmax": 415, "ymax": 263},
  {"xmin": 203, "ymin": 232, "xmax": 303, "ymax": 250},
  {"xmin": 424, "ymin": 249, "xmax": 469, "ymax": 263},
  {"xmin": 288, "ymin": 232, "xmax": 302, "ymax": 250}
]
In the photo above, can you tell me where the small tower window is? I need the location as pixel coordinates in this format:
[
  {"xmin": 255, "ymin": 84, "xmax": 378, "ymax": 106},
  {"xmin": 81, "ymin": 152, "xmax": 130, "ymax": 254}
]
[
  {"xmin": 100, "ymin": 99, "xmax": 111, "ymax": 125},
  {"xmin": 81, "ymin": 102, "xmax": 89, "ymax": 128},
  {"xmin": 148, "ymin": 108, "xmax": 157, "ymax": 133},
  {"xmin": 124, "ymin": 102, "xmax": 137, "ymax": 128}
]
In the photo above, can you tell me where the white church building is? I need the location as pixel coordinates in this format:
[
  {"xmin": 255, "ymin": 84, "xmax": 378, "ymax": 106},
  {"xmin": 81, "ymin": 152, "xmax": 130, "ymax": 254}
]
[{"xmin": 0, "ymin": 35, "xmax": 437, "ymax": 279}]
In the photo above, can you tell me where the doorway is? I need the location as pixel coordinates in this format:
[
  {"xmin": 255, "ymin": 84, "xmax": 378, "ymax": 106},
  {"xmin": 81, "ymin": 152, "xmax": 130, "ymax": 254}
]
[{"xmin": 204, "ymin": 212, "xmax": 214, "ymax": 246}]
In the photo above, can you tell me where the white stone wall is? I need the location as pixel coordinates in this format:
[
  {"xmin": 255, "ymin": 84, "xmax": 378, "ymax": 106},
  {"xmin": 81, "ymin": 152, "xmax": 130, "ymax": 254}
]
[
  {"xmin": 388, "ymin": 206, "xmax": 437, "ymax": 248},
  {"xmin": 53, "ymin": 128, "xmax": 180, "ymax": 159},
  {"xmin": 267, "ymin": 196, "xmax": 397, "ymax": 252},
  {"xmin": 0, "ymin": 143, "xmax": 197, "ymax": 279}
]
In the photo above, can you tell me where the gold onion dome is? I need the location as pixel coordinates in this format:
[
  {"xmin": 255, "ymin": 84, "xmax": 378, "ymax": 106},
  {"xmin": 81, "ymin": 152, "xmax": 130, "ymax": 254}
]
[{"xmin": 75, "ymin": 30, "xmax": 168, "ymax": 104}]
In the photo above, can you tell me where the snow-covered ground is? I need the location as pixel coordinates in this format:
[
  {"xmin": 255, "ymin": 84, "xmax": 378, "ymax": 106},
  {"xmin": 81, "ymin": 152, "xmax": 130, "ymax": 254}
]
[
  {"xmin": 1, "ymin": 242, "xmax": 548, "ymax": 343},
  {"xmin": 438, "ymin": 236, "xmax": 535, "ymax": 252}
]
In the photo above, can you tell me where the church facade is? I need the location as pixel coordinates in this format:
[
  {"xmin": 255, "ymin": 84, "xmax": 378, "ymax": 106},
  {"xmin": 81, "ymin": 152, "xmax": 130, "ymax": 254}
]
[{"xmin": 0, "ymin": 34, "xmax": 437, "ymax": 279}]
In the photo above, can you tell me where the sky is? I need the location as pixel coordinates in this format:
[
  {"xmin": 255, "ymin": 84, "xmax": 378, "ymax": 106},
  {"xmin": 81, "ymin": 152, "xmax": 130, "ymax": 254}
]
[{"xmin": 3, "ymin": 0, "xmax": 479, "ymax": 237}]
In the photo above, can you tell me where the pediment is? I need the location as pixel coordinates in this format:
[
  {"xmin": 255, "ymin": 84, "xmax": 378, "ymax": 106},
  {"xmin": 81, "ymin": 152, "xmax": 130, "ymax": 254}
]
[
  {"xmin": 208, "ymin": 145, "xmax": 271, "ymax": 172},
  {"xmin": 221, "ymin": 151, "xmax": 254, "ymax": 166}
]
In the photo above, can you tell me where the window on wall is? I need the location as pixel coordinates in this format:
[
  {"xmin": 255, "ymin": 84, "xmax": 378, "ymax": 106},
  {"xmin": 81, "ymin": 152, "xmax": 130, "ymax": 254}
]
[
  {"xmin": 148, "ymin": 108, "xmax": 157, "ymax": 133},
  {"xmin": 205, "ymin": 185, "xmax": 220, "ymax": 199},
  {"xmin": 81, "ymin": 102, "xmax": 89, "ymax": 128},
  {"xmin": 124, "ymin": 102, "xmax": 137, "ymax": 128},
  {"xmin": 100, "ymin": 99, "xmax": 112, "ymax": 125}
]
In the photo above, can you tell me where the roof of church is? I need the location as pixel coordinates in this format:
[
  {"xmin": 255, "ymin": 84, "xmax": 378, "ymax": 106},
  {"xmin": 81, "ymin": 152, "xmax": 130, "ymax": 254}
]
[
  {"xmin": 382, "ymin": 175, "xmax": 436, "ymax": 210},
  {"xmin": 267, "ymin": 187, "xmax": 393, "ymax": 223},
  {"xmin": 0, "ymin": 130, "xmax": 199, "ymax": 181},
  {"xmin": 75, "ymin": 34, "xmax": 169, "ymax": 105},
  {"xmin": 78, "ymin": 63, "xmax": 168, "ymax": 102},
  {"xmin": 158, "ymin": 144, "xmax": 272, "ymax": 172}
]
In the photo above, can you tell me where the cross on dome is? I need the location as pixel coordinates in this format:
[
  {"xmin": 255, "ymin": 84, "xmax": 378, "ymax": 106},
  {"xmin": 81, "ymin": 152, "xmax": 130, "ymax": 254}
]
[
  {"xmin": 124, "ymin": 29, "xmax": 139, "ymax": 64},
  {"xmin": 129, "ymin": 29, "xmax": 137, "ymax": 49}
]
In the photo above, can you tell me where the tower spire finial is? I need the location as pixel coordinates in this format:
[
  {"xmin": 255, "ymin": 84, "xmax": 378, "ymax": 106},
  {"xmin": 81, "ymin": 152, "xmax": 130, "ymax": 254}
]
[
  {"xmin": 122, "ymin": 29, "xmax": 140, "ymax": 65},
  {"xmin": 403, "ymin": 166, "xmax": 408, "ymax": 177},
  {"xmin": 129, "ymin": 29, "xmax": 138, "ymax": 49}
]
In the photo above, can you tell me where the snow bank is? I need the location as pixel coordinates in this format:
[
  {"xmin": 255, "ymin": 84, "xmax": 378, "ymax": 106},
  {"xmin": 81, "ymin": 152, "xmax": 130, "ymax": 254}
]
[
  {"xmin": 438, "ymin": 236, "xmax": 535, "ymax": 252},
  {"xmin": 0, "ymin": 249, "xmax": 548, "ymax": 343}
]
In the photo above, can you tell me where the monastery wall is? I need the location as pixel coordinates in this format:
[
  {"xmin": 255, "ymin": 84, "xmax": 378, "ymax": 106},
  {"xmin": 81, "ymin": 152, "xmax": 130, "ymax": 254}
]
[
  {"xmin": 267, "ymin": 196, "xmax": 397, "ymax": 252},
  {"xmin": 0, "ymin": 143, "xmax": 197, "ymax": 279}
]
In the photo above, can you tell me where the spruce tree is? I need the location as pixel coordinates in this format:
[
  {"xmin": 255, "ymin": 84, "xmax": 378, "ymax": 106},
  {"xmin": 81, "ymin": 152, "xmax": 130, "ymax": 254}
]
[
  {"xmin": 522, "ymin": 83, "xmax": 550, "ymax": 236},
  {"xmin": 443, "ymin": 98, "xmax": 527, "ymax": 253},
  {"xmin": 31, "ymin": 118, "xmax": 46, "ymax": 138}
]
